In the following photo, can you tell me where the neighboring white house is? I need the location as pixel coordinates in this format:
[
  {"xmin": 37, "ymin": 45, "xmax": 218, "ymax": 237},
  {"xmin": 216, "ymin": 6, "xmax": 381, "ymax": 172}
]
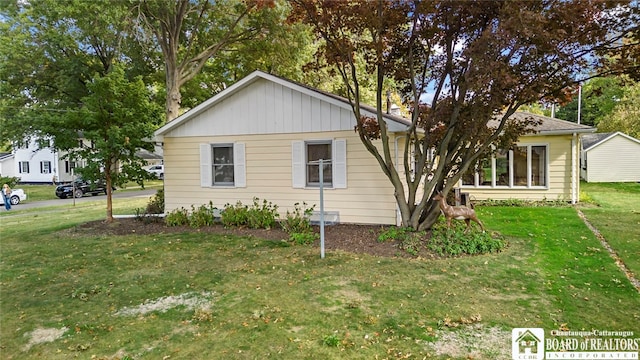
[
  {"xmin": 154, "ymin": 71, "xmax": 595, "ymax": 226},
  {"xmin": 581, "ymin": 132, "xmax": 640, "ymax": 183},
  {"xmin": 0, "ymin": 152, "xmax": 16, "ymax": 178},
  {"xmin": 10, "ymin": 138, "xmax": 65, "ymax": 183},
  {"xmin": 6, "ymin": 137, "xmax": 163, "ymax": 184}
]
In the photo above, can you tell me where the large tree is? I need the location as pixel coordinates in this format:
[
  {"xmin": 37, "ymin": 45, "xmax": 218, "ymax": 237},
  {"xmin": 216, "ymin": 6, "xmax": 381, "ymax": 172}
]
[
  {"xmin": 290, "ymin": 0, "xmax": 639, "ymax": 230},
  {"xmin": 597, "ymin": 81, "xmax": 640, "ymax": 138},
  {"xmin": 0, "ymin": 0, "xmax": 143, "ymax": 145},
  {"xmin": 133, "ymin": 0, "xmax": 279, "ymax": 121}
]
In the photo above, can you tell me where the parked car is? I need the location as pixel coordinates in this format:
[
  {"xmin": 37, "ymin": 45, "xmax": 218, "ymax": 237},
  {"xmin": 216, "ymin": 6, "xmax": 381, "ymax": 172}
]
[
  {"xmin": 55, "ymin": 179, "xmax": 111, "ymax": 199},
  {"xmin": 145, "ymin": 164, "xmax": 164, "ymax": 179},
  {"xmin": 0, "ymin": 188, "xmax": 27, "ymax": 205}
]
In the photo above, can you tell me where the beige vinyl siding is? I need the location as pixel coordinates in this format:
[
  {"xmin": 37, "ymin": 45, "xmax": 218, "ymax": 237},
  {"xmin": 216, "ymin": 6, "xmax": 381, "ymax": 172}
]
[
  {"xmin": 461, "ymin": 135, "xmax": 575, "ymax": 201},
  {"xmin": 584, "ymin": 135, "xmax": 640, "ymax": 182},
  {"xmin": 163, "ymin": 130, "xmax": 399, "ymax": 225}
]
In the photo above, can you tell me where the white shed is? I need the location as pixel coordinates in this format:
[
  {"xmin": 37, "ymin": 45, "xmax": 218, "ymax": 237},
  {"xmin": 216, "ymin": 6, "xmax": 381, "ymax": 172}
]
[{"xmin": 581, "ymin": 132, "xmax": 640, "ymax": 183}]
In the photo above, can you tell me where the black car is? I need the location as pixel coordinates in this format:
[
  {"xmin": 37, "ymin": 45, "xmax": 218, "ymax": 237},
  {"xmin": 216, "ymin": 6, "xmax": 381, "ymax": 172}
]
[{"xmin": 55, "ymin": 179, "xmax": 110, "ymax": 199}]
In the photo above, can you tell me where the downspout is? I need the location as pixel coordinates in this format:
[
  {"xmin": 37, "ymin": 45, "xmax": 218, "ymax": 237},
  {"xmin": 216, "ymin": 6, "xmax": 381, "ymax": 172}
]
[{"xmin": 571, "ymin": 133, "xmax": 577, "ymax": 204}]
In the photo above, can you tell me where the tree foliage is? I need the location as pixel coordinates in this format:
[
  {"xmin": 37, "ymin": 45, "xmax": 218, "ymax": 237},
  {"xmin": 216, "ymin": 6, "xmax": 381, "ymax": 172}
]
[
  {"xmin": 555, "ymin": 76, "xmax": 629, "ymax": 126},
  {"xmin": 132, "ymin": 0, "xmax": 282, "ymax": 121},
  {"xmin": 290, "ymin": 0, "xmax": 639, "ymax": 230},
  {"xmin": 597, "ymin": 81, "xmax": 640, "ymax": 138},
  {"xmin": 71, "ymin": 65, "xmax": 162, "ymax": 222}
]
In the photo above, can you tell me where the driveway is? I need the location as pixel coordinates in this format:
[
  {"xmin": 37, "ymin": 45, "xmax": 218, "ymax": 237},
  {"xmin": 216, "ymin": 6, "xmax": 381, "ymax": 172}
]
[{"xmin": 12, "ymin": 189, "xmax": 157, "ymax": 210}]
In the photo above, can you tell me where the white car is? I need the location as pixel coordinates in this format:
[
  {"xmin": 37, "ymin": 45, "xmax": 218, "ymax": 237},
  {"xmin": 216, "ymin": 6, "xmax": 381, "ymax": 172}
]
[
  {"xmin": 145, "ymin": 165, "xmax": 164, "ymax": 180},
  {"xmin": 0, "ymin": 188, "xmax": 27, "ymax": 205}
]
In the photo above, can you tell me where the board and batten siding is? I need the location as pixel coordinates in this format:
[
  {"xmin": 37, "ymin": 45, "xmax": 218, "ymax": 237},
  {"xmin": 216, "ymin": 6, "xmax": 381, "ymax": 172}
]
[
  {"xmin": 461, "ymin": 135, "xmax": 576, "ymax": 201},
  {"xmin": 584, "ymin": 135, "xmax": 640, "ymax": 182},
  {"xmin": 162, "ymin": 131, "xmax": 399, "ymax": 225},
  {"xmin": 164, "ymin": 77, "xmax": 358, "ymax": 137}
]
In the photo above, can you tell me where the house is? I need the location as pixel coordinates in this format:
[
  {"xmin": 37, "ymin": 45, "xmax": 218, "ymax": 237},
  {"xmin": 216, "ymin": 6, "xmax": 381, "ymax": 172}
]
[
  {"xmin": 581, "ymin": 132, "xmax": 640, "ymax": 183},
  {"xmin": 0, "ymin": 152, "xmax": 15, "ymax": 178},
  {"xmin": 460, "ymin": 112, "xmax": 595, "ymax": 203},
  {"xmin": 5, "ymin": 137, "xmax": 163, "ymax": 184},
  {"xmin": 154, "ymin": 71, "xmax": 594, "ymax": 226}
]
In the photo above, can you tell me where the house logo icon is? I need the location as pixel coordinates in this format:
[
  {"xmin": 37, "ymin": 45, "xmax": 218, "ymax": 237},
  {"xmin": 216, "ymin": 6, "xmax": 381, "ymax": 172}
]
[{"xmin": 512, "ymin": 328, "xmax": 544, "ymax": 360}]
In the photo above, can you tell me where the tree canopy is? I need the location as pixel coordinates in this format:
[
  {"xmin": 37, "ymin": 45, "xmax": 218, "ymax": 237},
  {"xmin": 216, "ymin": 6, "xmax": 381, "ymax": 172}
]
[{"xmin": 290, "ymin": 0, "xmax": 639, "ymax": 230}]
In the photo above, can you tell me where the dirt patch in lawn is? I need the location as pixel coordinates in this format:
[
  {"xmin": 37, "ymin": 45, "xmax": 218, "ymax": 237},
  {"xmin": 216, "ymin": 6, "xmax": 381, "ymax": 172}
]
[{"xmin": 71, "ymin": 218, "xmax": 438, "ymax": 259}]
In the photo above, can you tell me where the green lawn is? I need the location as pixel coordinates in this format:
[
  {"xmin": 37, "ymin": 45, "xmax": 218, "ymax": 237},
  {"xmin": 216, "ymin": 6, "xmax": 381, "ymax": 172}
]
[
  {"xmin": 15, "ymin": 180, "xmax": 164, "ymax": 202},
  {"xmin": 0, "ymin": 193, "xmax": 638, "ymax": 359},
  {"xmin": 579, "ymin": 182, "xmax": 640, "ymax": 279}
]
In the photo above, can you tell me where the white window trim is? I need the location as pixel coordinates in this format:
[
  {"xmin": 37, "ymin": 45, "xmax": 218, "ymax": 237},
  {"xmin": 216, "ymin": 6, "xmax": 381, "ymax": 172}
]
[
  {"xmin": 461, "ymin": 143, "xmax": 549, "ymax": 189},
  {"xmin": 199, "ymin": 142, "xmax": 246, "ymax": 188}
]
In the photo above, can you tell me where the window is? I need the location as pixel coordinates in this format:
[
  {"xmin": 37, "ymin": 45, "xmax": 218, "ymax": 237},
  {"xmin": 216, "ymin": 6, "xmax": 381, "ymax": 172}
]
[
  {"xmin": 212, "ymin": 144, "xmax": 234, "ymax": 186},
  {"xmin": 41, "ymin": 161, "xmax": 52, "ymax": 174},
  {"xmin": 292, "ymin": 139, "xmax": 346, "ymax": 189},
  {"xmin": 306, "ymin": 141, "xmax": 332, "ymax": 186},
  {"xmin": 199, "ymin": 143, "xmax": 245, "ymax": 188},
  {"xmin": 462, "ymin": 144, "xmax": 547, "ymax": 188},
  {"xmin": 65, "ymin": 160, "xmax": 78, "ymax": 174},
  {"xmin": 19, "ymin": 161, "xmax": 30, "ymax": 174}
]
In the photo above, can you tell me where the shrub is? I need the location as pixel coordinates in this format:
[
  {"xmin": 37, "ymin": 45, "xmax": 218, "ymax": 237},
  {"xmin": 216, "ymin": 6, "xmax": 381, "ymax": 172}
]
[
  {"xmin": 189, "ymin": 202, "xmax": 217, "ymax": 228},
  {"xmin": 281, "ymin": 202, "xmax": 315, "ymax": 234},
  {"xmin": 165, "ymin": 207, "xmax": 189, "ymax": 227},
  {"xmin": 0, "ymin": 176, "xmax": 20, "ymax": 188},
  {"xmin": 247, "ymin": 197, "xmax": 279, "ymax": 229},
  {"xmin": 428, "ymin": 220, "xmax": 506, "ymax": 257},
  {"xmin": 221, "ymin": 198, "xmax": 279, "ymax": 229},
  {"xmin": 220, "ymin": 201, "xmax": 249, "ymax": 227},
  {"xmin": 145, "ymin": 188, "xmax": 165, "ymax": 214},
  {"xmin": 281, "ymin": 202, "xmax": 318, "ymax": 245}
]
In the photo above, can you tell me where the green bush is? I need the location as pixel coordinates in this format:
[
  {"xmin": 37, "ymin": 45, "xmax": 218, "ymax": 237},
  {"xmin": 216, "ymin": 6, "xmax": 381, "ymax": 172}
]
[
  {"xmin": 221, "ymin": 201, "xmax": 249, "ymax": 227},
  {"xmin": 189, "ymin": 202, "xmax": 217, "ymax": 228},
  {"xmin": 165, "ymin": 207, "xmax": 189, "ymax": 227},
  {"xmin": 428, "ymin": 220, "xmax": 506, "ymax": 256},
  {"xmin": 247, "ymin": 197, "xmax": 279, "ymax": 229},
  {"xmin": 221, "ymin": 198, "xmax": 279, "ymax": 229},
  {"xmin": 281, "ymin": 202, "xmax": 318, "ymax": 245},
  {"xmin": 0, "ymin": 176, "xmax": 20, "ymax": 188},
  {"xmin": 145, "ymin": 188, "xmax": 165, "ymax": 214},
  {"xmin": 281, "ymin": 202, "xmax": 315, "ymax": 234}
]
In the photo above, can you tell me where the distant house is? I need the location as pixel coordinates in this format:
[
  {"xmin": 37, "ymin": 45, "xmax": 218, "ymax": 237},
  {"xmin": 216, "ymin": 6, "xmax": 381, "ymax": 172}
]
[
  {"xmin": 581, "ymin": 132, "xmax": 640, "ymax": 183},
  {"xmin": 154, "ymin": 71, "xmax": 595, "ymax": 226},
  {"xmin": 0, "ymin": 152, "xmax": 15, "ymax": 178},
  {"xmin": 6, "ymin": 137, "xmax": 163, "ymax": 184}
]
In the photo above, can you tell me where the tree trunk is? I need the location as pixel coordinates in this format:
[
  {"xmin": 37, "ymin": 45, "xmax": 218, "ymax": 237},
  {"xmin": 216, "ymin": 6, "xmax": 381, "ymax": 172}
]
[
  {"xmin": 105, "ymin": 162, "xmax": 114, "ymax": 223},
  {"xmin": 166, "ymin": 70, "xmax": 182, "ymax": 122}
]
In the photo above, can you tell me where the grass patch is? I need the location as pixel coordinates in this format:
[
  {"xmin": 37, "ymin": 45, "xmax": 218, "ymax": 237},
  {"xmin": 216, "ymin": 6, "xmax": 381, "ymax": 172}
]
[
  {"xmin": 15, "ymin": 180, "xmax": 164, "ymax": 202},
  {"xmin": 1, "ymin": 197, "xmax": 638, "ymax": 359},
  {"xmin": 579, "ymin": 181, "xmax": 640, "ymax": 278}
]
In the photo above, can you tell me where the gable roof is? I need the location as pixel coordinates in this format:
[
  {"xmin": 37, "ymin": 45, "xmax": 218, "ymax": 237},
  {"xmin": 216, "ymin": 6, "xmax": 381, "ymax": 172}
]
[
  {"xmin": 582, "ymin": 131, "xmax": 640, "ymax": 152},
  {"xmin": 0, "ymin": 152, "xmax": 13, "ymax": 162},
  {"xmin": 155, "ymin": 70, "xmax": 411, "ymax": 137},
  {"xmin": 508, "ymin": 112, "xmax": 595, "ymax": 136}
]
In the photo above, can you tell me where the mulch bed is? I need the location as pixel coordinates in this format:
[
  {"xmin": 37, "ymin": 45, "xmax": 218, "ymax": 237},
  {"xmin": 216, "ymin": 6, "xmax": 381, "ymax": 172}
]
[{"xmin": 73, "ymin": 218, "xmax": 437, "ymax": 259}]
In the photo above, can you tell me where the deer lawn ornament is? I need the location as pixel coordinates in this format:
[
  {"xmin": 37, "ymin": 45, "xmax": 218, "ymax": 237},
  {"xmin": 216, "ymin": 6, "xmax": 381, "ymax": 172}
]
[{"xmin": 433, "ymin": 192, "xmax": 485, "ymax": 233}]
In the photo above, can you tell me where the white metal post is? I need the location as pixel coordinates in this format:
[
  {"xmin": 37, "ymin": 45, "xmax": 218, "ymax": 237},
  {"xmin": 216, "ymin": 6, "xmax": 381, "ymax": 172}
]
[{"xmin": 319, "ymin": 159, "xmax": 325, "ymax": 259}]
